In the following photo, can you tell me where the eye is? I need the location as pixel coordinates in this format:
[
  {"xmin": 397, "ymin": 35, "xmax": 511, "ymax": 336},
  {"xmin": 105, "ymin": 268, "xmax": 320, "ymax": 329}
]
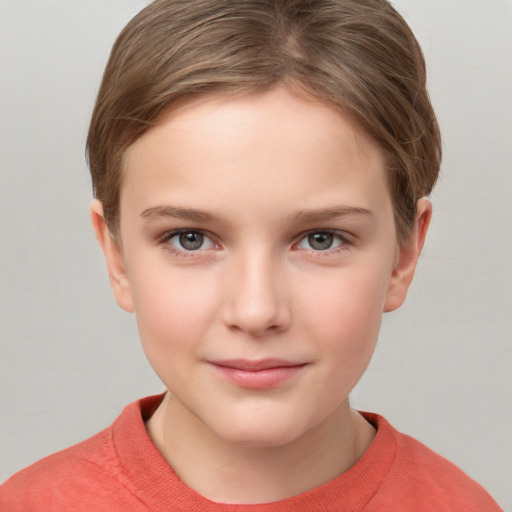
[
  {"xmin": 297, "ymin": 231, "xmax": 345, "ymax": 251},
  {"xmin": 166, "ymin": 230, "xmax": 216, "ymax": 252}
]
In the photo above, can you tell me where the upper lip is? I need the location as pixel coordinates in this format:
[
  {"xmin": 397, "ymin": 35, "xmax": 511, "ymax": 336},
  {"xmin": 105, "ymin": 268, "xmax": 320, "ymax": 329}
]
[{"xmin": 210, "ymin": 359, "xmax": 306, "ymax": 371}]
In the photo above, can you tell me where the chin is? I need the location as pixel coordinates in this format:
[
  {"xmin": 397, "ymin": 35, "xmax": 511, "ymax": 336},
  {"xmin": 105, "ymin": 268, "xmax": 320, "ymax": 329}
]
[{"xmin": 213, "ymin": 413, "xmax": 310, "ymax": 449}]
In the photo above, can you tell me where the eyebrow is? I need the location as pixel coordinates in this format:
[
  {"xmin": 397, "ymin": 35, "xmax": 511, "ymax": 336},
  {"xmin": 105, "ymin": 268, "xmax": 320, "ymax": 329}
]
[
  {"xmin": 292, "ymin": 206, "xmax": 373, "ymax": 224},
  {"xmin": 140, "ymin": 205, "xmax": 224, "ymax": 223},
  {"xmin": 140, "ymin": 205, "xmax": 372, "ymax": 224}
]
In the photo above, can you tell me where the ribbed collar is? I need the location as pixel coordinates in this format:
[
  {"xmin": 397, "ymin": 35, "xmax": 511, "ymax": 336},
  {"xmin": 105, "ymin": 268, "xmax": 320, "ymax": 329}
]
[{"xmin": 113, "ymin": 394, "xmax": 397, "ymax": 511}]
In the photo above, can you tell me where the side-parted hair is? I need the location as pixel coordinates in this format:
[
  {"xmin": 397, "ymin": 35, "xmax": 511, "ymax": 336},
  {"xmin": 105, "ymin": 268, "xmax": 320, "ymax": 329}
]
[{"xmin": 86, "ymin": 0, "xmax": 441, "ymax": 244}]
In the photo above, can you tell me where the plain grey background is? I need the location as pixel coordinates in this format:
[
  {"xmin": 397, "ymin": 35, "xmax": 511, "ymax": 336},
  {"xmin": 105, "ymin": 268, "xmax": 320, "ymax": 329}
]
[{"xmin": 1, "ymin": 1, "xmax": 511, "ymax": 509}]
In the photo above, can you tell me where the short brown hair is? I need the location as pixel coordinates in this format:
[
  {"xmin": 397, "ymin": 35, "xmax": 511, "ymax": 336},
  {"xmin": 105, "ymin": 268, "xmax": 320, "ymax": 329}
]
[{"xmin": 87, "ymin": 0, "xmax": 441, "ymax": 243}]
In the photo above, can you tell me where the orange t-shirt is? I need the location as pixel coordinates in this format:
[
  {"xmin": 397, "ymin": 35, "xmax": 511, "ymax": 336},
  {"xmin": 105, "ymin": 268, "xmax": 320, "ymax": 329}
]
[{"xmin": 0, "ymin": 394, "xmax": 502, "ymax": 511}]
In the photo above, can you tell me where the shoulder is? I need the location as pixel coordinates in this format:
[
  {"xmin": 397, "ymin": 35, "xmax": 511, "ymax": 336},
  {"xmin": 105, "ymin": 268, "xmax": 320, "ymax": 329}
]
[
  {"xmin": 0, "ymin": 395, "xmax": 165, "ymax": 512},
  {"xmin": 363, "ymin": 413, "xmax": 503, "ymax": 511},
  {"xmin": 0, "ymin": 426, "xmax": 120, "ymax": 511}
]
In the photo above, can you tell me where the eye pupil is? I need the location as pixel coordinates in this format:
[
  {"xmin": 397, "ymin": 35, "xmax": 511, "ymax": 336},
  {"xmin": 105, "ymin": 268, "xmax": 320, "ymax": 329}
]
[
  {"xmin": 308, "ymin": 232, "xmax": 333, "ymax": 250},
  {"xmin": 179, "ymin": 232, "xmax": 204, "ymax": 250}
]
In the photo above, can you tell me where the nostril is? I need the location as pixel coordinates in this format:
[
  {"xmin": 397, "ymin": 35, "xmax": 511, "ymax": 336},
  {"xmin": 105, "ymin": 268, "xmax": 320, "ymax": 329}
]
[{"xmin": 225, "ymin": 313, "xmax": 290, "ymax": 336}]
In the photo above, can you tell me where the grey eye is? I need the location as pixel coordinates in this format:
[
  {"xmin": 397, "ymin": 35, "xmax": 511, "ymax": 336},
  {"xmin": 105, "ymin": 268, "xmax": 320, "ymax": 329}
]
[
  {"xmin": 178, "ymin": 232, "xmax": 205, "ymax": 250},
  {"xmin": 166, "ymin": 230, "xmax": 216, "ymax": 253},
  {"xmin": 307, "ymin": 232, "xmax": 334, "ymax": 250}
]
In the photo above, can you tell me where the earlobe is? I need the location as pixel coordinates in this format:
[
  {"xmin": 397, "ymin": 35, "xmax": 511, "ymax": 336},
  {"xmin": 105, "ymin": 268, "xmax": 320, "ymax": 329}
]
[
  {"xmin": 90, "ymin": 200, "xmax": 135, "ymax": 313},
  {"xmin": 383, "ymin": 198, "xmax": 432, "ymax": 313}
]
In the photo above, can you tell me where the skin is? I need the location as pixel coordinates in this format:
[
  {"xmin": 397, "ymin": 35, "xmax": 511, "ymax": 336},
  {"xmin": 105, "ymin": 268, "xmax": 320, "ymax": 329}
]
[{"xmin": 91, "ymin": 86, "xmax": 431, "ymax": 504}]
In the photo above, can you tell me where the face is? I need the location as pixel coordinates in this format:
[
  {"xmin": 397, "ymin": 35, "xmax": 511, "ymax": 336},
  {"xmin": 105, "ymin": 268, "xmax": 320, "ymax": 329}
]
[{"xmin": 93, "ymin": 86, "xmax": 429, "ymax": 448}]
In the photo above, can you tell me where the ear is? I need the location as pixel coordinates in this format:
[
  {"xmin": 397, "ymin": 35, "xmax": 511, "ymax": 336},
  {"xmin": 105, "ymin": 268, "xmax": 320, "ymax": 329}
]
[
  {"xmin": 90, "ymin": 199, "xmax": 134, "ymax": 313},
  {"xmin": 384, "ymin": 198, "xmax": 432, "ymax": 312}
]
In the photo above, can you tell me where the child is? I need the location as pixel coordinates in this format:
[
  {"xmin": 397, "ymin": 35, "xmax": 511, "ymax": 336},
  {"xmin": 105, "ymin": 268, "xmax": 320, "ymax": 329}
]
[{"xmin": 0, "ymin": 0, "xmax": 503, "ymax": 510}]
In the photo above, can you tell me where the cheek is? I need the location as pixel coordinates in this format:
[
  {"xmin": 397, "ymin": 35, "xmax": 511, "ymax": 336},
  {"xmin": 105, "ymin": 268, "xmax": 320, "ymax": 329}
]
[
  {"xmin": 128, "ymin": 267, "xmax": 219, "ymax": 359},
  {"xmin": 299, "ymin": 267, "xmax": 389, "ymax": 367},
  {"xmin": 302, "ymin": 265, "xmax": 388, "ymax": 330}
]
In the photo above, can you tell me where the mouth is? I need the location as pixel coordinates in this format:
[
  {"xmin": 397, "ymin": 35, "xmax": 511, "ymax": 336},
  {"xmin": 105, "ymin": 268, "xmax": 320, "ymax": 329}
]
[{"xmin": 208, "ymin": 359, "xmax": 308, "ymax": 389}]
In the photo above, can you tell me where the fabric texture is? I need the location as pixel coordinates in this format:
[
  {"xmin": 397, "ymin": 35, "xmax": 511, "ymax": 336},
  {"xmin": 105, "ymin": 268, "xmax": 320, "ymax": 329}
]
[{"xmin": 0, "ymin": 394, "xmax": 502, "ymax": 511}]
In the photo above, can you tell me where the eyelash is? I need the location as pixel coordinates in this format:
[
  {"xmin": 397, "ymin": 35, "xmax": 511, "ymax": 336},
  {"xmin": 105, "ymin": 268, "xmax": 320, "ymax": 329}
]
[
  {"xmin": 158, "ymin": 229, "xmax": 218, "ymax": 258},
  {"xmin": 295, "ymin": 230, "xmax": 350, "ymax": 256},
  {"xmin": 157, "ymin": 229, "xmax": 351, "ymax": 258}
]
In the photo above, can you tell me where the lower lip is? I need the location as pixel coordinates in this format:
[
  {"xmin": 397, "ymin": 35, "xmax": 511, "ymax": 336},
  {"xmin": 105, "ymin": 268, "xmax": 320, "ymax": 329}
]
[{"xmin": 211, "ymin": 364, "xmax": 306, "ymax": 389}]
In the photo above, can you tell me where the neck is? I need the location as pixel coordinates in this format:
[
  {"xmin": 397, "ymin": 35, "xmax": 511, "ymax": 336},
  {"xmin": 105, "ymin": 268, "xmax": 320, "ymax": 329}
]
[{"xmin": 146, "ymin": 392, "xmax": 375, "ymax": 504}]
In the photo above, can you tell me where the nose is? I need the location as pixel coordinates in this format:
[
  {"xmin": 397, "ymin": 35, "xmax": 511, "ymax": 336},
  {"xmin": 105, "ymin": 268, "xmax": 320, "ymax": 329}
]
[{"xmin": 221, "ymin": 251, "xmax": 291, "ymax": 337}]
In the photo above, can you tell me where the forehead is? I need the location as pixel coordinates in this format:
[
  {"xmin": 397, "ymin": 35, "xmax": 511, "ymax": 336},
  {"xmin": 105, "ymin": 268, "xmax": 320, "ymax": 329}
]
[
  {"xmin": 121, "ymin": 87, "xmax": 391, "ymax": 222},
  {"xmin": 124, "ymin": 87, "xmax": 383, "ymax": 171}
]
